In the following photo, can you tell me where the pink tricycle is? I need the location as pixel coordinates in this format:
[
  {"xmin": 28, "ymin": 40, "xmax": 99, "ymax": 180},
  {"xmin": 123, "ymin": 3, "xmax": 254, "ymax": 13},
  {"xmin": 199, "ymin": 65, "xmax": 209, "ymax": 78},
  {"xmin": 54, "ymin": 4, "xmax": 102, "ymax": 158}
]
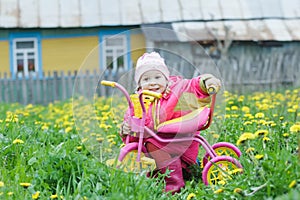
[{"xmin": 101, "ymin": 80, "xmax": 243, "ymax": 186}]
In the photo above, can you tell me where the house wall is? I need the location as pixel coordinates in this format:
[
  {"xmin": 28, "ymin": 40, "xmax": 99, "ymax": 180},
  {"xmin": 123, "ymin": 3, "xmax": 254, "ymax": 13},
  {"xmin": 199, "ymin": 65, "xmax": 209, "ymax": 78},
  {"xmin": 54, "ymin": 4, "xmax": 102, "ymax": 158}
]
[
  {"xmin": 0, "ymin": 41, "xmax": 10, "ymax": 75},
  {"xmin": 152, "ymin": 41, "xmax": 300, "ymax": 89},
  {"xmin": 130, "ymin": 33, "xmax": 146, "ymax": 67},
  {"xmin": 0, "ymin": 27, "xmax": 147, "ymax": 77},
  {"xmin": 42, "ymin": 36, "xmax": 99, "ymax": 73}
]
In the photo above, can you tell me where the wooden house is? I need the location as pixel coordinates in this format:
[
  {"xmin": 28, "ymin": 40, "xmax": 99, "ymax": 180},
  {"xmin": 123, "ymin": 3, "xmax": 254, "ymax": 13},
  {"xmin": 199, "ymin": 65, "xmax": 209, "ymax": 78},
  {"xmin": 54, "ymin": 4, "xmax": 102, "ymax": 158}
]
[{"xmin": 0, "ymin": 0, "xmax": 299, "ymax": 103}]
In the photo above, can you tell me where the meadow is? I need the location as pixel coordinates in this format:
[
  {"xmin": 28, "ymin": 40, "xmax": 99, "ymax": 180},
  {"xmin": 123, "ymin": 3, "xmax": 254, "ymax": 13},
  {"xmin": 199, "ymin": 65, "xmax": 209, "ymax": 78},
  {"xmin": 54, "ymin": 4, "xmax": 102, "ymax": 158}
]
[{"xmin": 0, "ymin": 88, "xmax": 299, "ymax": 200}]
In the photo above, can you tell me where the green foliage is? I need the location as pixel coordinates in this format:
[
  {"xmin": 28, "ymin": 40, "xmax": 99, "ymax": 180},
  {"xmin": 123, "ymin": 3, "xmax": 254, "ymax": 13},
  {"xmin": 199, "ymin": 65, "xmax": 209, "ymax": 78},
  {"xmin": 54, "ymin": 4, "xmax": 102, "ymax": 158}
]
[{"xmin": 0, "ymin": 88, "xmax": 299, "ymax": 199}]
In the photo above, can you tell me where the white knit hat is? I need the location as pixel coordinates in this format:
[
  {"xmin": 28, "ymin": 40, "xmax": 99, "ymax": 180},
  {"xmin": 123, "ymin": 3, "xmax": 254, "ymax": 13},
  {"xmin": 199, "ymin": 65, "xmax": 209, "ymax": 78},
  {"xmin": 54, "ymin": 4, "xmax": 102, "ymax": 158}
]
[{"xmin": 134, "ymin": 52, "xmax": 170, "ymax": 84}]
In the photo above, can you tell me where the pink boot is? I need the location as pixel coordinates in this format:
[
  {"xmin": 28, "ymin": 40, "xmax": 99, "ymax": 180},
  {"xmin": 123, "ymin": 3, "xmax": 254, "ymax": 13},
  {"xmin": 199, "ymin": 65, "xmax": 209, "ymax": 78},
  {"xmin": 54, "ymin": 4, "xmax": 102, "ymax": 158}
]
[{"xmin": 163, "ymin": 159, "xmax": 185, "ymax": 194}]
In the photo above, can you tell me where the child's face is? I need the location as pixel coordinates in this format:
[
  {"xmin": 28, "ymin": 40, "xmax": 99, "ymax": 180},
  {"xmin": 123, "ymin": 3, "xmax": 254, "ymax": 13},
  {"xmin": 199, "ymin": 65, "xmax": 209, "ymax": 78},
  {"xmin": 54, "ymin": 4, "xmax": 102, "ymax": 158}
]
[{"xmin": 139, "ymin": 70, "xmax": 168, "ymax": 93}]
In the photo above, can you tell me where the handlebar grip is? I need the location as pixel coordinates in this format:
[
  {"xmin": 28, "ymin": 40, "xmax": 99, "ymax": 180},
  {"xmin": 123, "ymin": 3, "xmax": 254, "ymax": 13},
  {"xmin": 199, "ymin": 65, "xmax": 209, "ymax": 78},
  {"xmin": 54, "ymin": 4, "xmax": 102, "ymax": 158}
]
[
  {"xmin": 142, "ymin": 90, "xmax": 162, "ymax": 98},
  {"xmin": 101, "ymin": 80, "xmax": 116, "ymax": 87},
  {"xmin": 207, "ymin": 85, "xmax": 219, "ymax": 95}
]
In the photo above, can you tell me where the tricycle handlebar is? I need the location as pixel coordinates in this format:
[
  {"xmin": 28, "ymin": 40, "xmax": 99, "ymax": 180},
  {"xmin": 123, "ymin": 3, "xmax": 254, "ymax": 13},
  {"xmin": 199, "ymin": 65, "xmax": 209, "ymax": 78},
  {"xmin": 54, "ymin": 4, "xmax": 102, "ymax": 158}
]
[
  {"xmin": 142, "ymin": 90, "xmax": 162, "ymax": 99},
  {"xmin": 101, "ymin": 80, "xmax": 116, "ymax": 87},
  {"xmin": 207, "ymin": 85, "xmax": 219, "ymax": 95}
]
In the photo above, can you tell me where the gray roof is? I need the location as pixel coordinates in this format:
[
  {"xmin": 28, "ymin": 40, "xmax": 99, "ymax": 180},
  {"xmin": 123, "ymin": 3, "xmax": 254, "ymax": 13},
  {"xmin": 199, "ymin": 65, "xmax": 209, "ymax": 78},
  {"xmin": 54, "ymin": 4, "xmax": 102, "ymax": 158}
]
[{"xmin": 1, "ymin": 0, "xmax": 300, "ymax": 41}]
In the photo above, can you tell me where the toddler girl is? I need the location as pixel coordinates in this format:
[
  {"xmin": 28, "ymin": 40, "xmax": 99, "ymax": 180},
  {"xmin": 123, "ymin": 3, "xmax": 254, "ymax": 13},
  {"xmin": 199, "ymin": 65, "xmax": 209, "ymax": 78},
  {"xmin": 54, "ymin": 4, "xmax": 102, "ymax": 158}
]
[{"xmin": 120, "ymin": 52, "xmax": 221, "ymax": 194}]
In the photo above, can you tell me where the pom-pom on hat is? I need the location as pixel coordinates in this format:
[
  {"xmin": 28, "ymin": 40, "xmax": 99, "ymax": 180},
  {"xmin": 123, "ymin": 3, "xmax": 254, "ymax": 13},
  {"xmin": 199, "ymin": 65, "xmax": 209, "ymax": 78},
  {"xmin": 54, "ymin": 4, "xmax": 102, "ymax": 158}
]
[{"xmin": 134, "ymin": 52, "xmax": 170, "ymax": 84}]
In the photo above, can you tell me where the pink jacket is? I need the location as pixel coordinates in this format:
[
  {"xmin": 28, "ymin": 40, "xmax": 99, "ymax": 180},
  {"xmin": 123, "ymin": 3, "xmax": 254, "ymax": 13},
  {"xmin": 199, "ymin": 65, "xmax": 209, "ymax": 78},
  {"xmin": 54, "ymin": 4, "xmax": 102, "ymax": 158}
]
[{"xmin": 123, "ymin": 75, "xmax": 210, "ymax": 167}]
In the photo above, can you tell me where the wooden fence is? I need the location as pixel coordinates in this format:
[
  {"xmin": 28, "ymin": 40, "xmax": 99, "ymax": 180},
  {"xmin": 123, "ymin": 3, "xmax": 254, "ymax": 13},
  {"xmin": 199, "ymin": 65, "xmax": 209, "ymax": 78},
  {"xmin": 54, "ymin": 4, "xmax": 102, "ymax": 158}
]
[{"xmin": 0, "ymin": 54, "xmax": 299, "ymax": 105}]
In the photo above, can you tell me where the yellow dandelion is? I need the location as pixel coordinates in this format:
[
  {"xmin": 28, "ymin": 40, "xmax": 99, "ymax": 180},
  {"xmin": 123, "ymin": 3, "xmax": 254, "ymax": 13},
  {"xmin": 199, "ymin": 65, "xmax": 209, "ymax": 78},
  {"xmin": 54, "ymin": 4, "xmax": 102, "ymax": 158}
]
[
  {"xmin": 288, "ymin": 180, "xmax": 296, "ymax": 188},
  {"xmin": 13, "ymin": 139, "xmax": 24, "ymax": 144},
  {"xmin": 7, "ymin": 192, "xmax": 13, "ymax": 196},
  {"xmin": 241, "ymin": 106, "xmax": 250, "ymax": 113},
  {"xmin": 50, "ymin": 194, "xmax": 58, "ymax": 199},
  {"xmin": 279, "ymin": 116, "xmax": 284, "ymax": 120},
  {"xmin": 186, "ymin": 193, "xmax": 196, "ymax": 200},
  {"xmin": 231, "ymin": 105, "xmax": 239, "ymax": 110},
  {"xmin": 236, "ymin": 132, "xmax": 256, "ymax": 145},
  {"xmin": 41, "ymin": 124, "xmax": 49, "ymax": 130},
  {"xmin": 290, "ymin": 124, "xmax": 300, "ymax": 133},
  {"xmin": 243, "ymin": 121, "xmax": 252, "ymax": 126},
  {"xmin": 76, "ymin": 146, "xmax": 82, "ymax": 151},
  {"xmin": 218, "ymin": 180, "xmax": 226, "ymax": 185},
  {"xmin": 255, "ymin": 154, "xmax": 264, "ymax": 160},
  {"xmin": 96, "ymin": 137, "xmax": 104, "ymax": 143},
  {"xmin": 101, "ymin": 116, "xmax": 109, "ymax": 121},
  {"xmin": 244, "ymin": 113, "xmax": 254, "ymax": 119},
  {"xmin": 65, "ymin": 127, "xmax": 73, "ymax": 133},
  {"xmin": 229, "ymin": 168, "xmax": 243, "ymax": 175},
  {"xmin": 246, "ymin": 147, "xmax": 255, "ymax": 153},
  {"xmin": 255, "ymin": 112, "xmax": 265, "ymax": 118},
  {"xmin": 287, "ymin": 108, "xmax": 296, "ymax": 113},
  {"xmin": 263, "ymin": 137, "xmax": 270, "ymax": 142},
  {"xmin": 282, "ymin": 133, "xmax": 289, "ymax": 137},
  {"xmin": 225, "ymin": 114, "xmax": 231, "ymax": 118},
  {"xmin": 104, "ymin": 148, "xmax": 112, "ymax": 153},
  {"xmin": 258, "ymin": 119, "xmax": 267, "ymax": 125},
  {"xmin": 0, "ymin": 181, "xmax": 4, "ymax": 187},
  {"xmin": 228, "ymin": 101, "xmax": 234, "ymax": 105},
  {"xmin": 255, "ymin": 130, "xmax": 268, "ymax": 137},
  {"xmin": 32, "ymin": 191, "xmax": 40, "ymax": 199},
  {"xmin": 99, "ymin": 123, "xmax": 107, "ymax": 129},
  {"xmin": 214, "ymin": 188, "xmax": 224, "ymax": 194},
  {"xmin": 20, "ymin": 182, "xmax": 31, "ymax": 188},
  {"xmin": 233, "ymin": 188, "xmax": 243, "ymax": 194},
  {"xmin": 81, "ymin": 138, "xmax": 88, "ymax": 143}
]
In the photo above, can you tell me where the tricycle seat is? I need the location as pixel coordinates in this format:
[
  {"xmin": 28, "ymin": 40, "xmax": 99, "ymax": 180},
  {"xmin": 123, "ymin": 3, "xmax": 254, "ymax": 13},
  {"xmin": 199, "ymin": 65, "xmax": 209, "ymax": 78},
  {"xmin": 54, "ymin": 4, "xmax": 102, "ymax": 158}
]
[{"xmin": 157, "ymin": 107, "xmax": 210, "ymax": 134}]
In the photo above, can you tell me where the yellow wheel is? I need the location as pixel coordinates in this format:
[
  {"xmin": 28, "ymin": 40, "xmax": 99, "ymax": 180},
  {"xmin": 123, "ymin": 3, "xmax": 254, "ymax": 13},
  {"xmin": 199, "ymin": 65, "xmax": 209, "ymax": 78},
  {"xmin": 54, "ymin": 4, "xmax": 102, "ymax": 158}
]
[
  {"xmin": 202, "ymin": 142, "xmax": 242, "ymax": 167},
  {"xmin": 202, "ymin": 156, "xmax": 243, "ymax": 186}
]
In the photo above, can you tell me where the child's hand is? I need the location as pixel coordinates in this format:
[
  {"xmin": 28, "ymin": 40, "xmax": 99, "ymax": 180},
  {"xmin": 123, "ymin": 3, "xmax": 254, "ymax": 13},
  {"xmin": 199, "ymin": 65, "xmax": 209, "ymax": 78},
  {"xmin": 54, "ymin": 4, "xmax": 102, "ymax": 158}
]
[
  {"xmin": 204, "ymin": 76, "xmax": 221, "ymax": 90},
  {"xmin": 120, "ymin": 121, "xmax": 131, "ymax": 137},
  {"xmin": 200, "ymin": 74, "xmax": 221, "ymax": 93}
]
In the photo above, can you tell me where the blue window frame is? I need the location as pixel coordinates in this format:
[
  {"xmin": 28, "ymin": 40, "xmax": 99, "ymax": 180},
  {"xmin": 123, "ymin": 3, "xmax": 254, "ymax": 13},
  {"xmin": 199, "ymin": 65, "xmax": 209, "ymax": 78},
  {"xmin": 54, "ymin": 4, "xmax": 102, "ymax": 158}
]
[
  {"xmin": 99, "ymin": 30, "xmax": 131, "ymax": 75},
  {"xmin": 9, "ymin": 33, "xmax": 42, "ymax": 79}
]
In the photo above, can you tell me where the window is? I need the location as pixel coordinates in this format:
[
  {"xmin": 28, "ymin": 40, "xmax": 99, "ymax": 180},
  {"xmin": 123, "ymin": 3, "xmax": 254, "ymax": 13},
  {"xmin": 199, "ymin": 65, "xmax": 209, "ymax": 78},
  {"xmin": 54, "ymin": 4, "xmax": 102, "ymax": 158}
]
[
  {"xmin": 13, "ymin": 38, "xmax": 38, "ymax": 78},
  {"xmin": 102, "ymin": 35, "xmax": 128, "ymax": 74}
]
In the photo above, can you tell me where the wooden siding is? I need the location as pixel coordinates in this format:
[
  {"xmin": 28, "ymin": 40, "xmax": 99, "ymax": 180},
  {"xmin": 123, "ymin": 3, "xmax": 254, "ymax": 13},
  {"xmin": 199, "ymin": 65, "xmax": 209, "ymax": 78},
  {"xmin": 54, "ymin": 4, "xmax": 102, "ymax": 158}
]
[
  {"xmin": 0, "ymin": 29, "xmax": 147, "ymax": 75},
  {"xmin": 130, "ymin": 33, "xmax": 146, "ymax": 66},
  {"xmin": 42, "ymin": 36, "xmax": 99, "ymax": 73},
  {"xmin": 0, "ymin": 41, "xmax": 9, "ymax": 74}
]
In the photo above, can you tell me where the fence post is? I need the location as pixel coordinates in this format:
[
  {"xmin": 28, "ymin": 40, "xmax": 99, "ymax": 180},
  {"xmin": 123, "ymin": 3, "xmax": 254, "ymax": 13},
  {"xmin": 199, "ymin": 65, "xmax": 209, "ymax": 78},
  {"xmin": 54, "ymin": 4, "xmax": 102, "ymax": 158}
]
[
  {"xmin": 53, "ymin": 71, "xmax": 58, "ymax": 101},
  {"xmin": 67, "ymin": 70, "xmax": 73, "ymax": 99},
  {"xmin": 3, "ymin": 73, "xmax": 9, "ymax": 103},
  {"xmin": 36, "ymin": 74, "xmax": 41, "ymax": 104},
  {"xmin": 61, "ymin": 71, "xmax": 66, "ymax": 101},
  {"xmin": 21, "ymin": 73, "xmax": 27, "ymax": 105},
  {"xmin": 42, "ymin": 72, "xmax": 48, "ymax": 105}
]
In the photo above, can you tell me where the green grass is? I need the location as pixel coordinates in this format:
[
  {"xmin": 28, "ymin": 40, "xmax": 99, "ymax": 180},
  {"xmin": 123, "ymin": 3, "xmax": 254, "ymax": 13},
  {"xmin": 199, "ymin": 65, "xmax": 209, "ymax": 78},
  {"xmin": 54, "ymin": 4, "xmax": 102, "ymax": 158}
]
[{"xmin": 0, "ymin": 88, "xmax": 299, "ymax": 199}]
